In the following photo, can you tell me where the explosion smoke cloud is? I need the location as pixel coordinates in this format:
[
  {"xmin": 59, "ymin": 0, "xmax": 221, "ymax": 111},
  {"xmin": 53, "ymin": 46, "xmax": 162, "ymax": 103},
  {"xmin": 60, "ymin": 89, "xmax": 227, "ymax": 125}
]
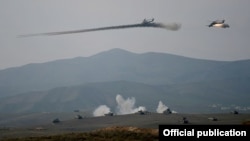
[
  {"xmin": 93, "ymin": 105, "xmax": 111, "ymax": 117},
  {"xmin": 156, "ymin": 101, "xmax": 169, "ymax": 113},
  {"xmin": 93, "ymin": 94, "xmax": 147, "ymax": 117},
  {"xmin": 18, "ymin": 20, "xmax": 181, "ymax": 37},
  {"xmin": 116, "ymin": 94, "xmax": 146, "ymax": 115}
]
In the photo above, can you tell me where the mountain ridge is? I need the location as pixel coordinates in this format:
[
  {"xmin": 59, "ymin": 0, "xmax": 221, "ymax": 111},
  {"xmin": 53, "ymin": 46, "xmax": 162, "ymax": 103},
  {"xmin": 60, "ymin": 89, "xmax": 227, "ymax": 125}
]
[
  {"xmin": 0, "ymin": 48, "xmax": 249, "ymax": 98},
  {"xmin": 0, "ymin": 48, "xmax": 249, "ymax": 113}
]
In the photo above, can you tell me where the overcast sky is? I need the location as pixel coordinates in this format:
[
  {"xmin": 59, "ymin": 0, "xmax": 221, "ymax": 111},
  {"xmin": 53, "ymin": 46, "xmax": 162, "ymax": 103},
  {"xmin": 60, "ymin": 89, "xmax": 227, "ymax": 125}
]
[{"xmin": 0, "ymin": 0, "xmax": 250, "ymax": 69}]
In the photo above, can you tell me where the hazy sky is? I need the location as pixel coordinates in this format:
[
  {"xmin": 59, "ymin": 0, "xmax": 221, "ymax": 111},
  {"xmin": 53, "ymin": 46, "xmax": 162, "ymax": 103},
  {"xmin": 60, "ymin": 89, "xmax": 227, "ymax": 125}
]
[{"xmin": 0, "ymin": 0, "xmax": 250, "ymax": 69}]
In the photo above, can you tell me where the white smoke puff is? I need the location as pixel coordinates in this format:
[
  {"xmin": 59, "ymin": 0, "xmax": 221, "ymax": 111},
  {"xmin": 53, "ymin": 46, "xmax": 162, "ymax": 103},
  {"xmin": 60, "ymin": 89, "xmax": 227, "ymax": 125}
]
[
  {"xmin": 171, "ymin": 110, "xmax": 178, "ymax": 114},
  {"xmin": 133, "ymin": 106, "xmax": 147, "ymax": 113},
  {"xmin": 116, "ymin": 94, "xmax": 146, "ymax": 115},
  {"xmin": 156, "ymin": 101, "xmax": 168, "ymax": 113},
  {"xmin": 93, "ymin": 105, "xmax": 111, "ymax": 117},
  {"xmin": 161, "ymin": 23, "xmax": 181, "ymax": 31},
  {"xmin": 116, "ymin": 94, "xmax": 135, "ymax": 114}
]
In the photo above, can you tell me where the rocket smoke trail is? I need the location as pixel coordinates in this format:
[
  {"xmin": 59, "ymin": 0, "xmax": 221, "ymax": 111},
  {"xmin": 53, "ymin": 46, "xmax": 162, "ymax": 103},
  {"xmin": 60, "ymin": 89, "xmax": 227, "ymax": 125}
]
[{"xmin": 18, "ymin": 20, "xmax": 181, "ymax": 37}]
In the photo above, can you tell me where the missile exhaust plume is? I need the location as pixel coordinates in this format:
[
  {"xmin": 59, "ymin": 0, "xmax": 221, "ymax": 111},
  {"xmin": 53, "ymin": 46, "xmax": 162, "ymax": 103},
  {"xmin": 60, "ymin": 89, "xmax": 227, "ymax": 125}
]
[{"xmin": 18, "ymin": 20, "xmax": 181, "ymax": 37}]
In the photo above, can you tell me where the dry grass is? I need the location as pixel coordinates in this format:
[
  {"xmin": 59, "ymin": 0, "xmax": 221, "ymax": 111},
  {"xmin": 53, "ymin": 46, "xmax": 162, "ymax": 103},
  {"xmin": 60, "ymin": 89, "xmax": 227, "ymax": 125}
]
[{"xmin": 1, "ymin": 126, "xmax": 158, "ymax": 141}]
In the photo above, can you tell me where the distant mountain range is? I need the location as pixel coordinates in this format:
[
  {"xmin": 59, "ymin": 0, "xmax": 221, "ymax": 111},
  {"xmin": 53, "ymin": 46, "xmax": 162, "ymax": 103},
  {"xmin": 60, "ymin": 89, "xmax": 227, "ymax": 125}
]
[{"xmin": 0, "ymin": 48, "xmax": 249, "ymax": 113}]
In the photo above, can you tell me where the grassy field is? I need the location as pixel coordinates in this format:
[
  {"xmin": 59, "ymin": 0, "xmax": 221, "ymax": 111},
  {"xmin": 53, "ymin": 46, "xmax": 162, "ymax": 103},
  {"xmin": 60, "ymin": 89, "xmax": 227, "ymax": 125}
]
[{"xmin": 1, "ymin": 112, "xmax": 250, "ymax": 141}]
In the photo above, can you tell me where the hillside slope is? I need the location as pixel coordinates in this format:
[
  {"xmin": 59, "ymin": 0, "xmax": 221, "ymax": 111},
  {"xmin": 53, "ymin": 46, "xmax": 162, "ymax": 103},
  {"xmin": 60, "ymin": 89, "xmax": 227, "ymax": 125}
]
[
  {"xmin": 0, "ymin": 48, "xmax": 239, "ymax": 97},
  {"xmin": 0, "ymin": 49, "xmax": 249, "ymax": 113},
  {"xmin": 0, "ymin": 80, "xmax": 249, "ymax": 113}
]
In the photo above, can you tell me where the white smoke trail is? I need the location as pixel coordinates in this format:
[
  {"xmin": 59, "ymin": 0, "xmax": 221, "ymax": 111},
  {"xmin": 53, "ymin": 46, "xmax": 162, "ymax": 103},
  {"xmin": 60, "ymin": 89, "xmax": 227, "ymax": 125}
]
[
  {"xmin": 116, "ymin": 94, "xmax": 146, "ymax": 115},
  {"xmin": 160, "ymin": 23, "xmax": 182, "ymax": 31},
  {"xmin": 156, "ymin": 101, "xmax": 168, "ymax": 113},
  {"xmin": 93, "ymin": 105, "xmax": 111, "ymax": 117}
]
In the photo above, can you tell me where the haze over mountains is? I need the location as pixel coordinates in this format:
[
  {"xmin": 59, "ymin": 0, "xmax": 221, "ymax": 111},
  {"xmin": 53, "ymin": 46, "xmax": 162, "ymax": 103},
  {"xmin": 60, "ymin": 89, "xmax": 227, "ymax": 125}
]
[{"xmin": 0, "ymin": 48, "xmax": 249, "ymax": 113}]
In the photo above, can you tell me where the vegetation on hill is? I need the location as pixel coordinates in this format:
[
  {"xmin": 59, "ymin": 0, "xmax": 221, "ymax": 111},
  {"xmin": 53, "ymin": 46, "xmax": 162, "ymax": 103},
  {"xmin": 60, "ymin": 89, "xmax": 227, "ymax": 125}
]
[{"xmin": 2, "ymin": 126, "xmax": 158, "ymax": 141}]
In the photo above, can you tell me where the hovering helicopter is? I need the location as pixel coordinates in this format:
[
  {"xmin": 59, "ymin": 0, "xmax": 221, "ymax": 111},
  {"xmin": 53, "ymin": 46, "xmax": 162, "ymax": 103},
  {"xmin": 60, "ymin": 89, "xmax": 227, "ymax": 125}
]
[
  {"xmin": 207, "ymin": 19, "xmax": 229, "ymax": 28},
  {"xmin": 142, "ymin": 18, "xmax": 154, "ymax": 24}
]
